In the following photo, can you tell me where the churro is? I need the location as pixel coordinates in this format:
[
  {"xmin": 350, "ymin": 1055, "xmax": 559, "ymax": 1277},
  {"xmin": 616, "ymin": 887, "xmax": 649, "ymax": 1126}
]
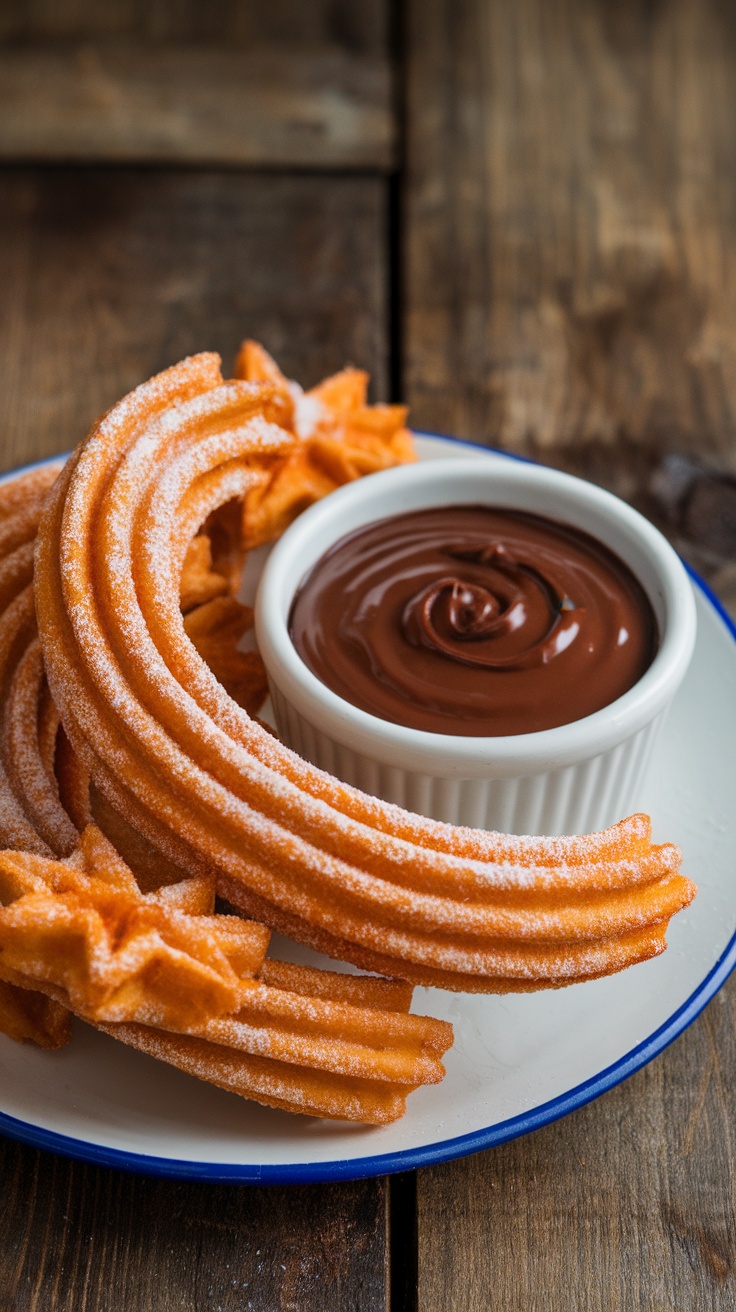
[
  {"xmin": 0, "ymin": 381, "xmax": 454, "ymax": 1121},
  {"xmin": 0, "ymin": 826, "xmax": 452, "ymax": 1122},
  {"xmin": 234, "ymin": 340, "xmax": 415, "ymax": 547},
  {"xmin": 32, "ymin": 353, "xmax": 696, "ymax": 994},
  {"xmin": 0, "ymin": 465, "xmax": 72, "ymax": 859}
]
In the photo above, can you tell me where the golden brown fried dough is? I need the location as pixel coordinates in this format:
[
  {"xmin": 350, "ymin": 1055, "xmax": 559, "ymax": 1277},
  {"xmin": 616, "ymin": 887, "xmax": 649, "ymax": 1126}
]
[
  {"xmin": 33, "ymin": 353, "xmax": 695, "ymax": 996},
  {"xmin": 0, "ymin": 827, "xmax": 452, "ymax": 1122}
]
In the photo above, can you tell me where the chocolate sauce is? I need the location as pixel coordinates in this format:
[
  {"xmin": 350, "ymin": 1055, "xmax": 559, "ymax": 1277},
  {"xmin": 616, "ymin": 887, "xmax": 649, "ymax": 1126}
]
[{"xmin": 288, "ymin": 505, "xmax": 658, "ymax": 736}]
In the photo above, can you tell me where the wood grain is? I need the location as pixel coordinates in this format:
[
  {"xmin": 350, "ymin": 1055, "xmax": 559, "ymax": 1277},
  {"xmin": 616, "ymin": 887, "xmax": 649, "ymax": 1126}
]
[
  {"xmin": 404, "ymin": 0, "xmax": 736, "ymax": 490},
  {"xmin": 416, "ymin": 983, "xmax": 736, "ymax": 1310},
  {"xmin": 0, "ymin": 168, "xmax": 389, "ymax": 472},
  {"xmin": 0, "ymin": 44, "xmax": 394, "ymax": 169},
  {"xmin": 0, "ymin": 1140, "xmax": 389, "ymax": 1312},
  {"xmin": 0, "ymin": 0, "xmax": 387, "ymax": 54}
]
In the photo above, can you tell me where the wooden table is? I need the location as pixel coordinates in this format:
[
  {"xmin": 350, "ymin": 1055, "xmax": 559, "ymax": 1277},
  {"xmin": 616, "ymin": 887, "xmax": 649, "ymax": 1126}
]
[{"xmin": 2, "ymin": 3, "xmax": 736, "ymax": 1307}]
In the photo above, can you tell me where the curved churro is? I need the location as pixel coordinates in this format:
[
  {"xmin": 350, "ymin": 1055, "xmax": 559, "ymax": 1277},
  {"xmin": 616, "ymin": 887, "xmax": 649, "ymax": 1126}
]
[
  {"xmin": 0, "ymin": 465, "xmax": 71, "ymax": 859},
  {"xmin": 33, "ymin": 354, "xmax": 696, "ymax": 992},
  {"xmin": 0, "ymin": 465, "xmax": 74, "ymax": 1045},
  {"xmin": 0, "ymin": 412, "xmax": 453, "ymax": 1122}
]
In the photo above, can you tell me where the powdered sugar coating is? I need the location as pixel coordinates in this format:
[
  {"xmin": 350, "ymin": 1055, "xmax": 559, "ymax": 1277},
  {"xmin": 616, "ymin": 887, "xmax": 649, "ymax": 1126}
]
[
  {"xmin": 0, "ymin": 826, "xmax": 452, "ymax": 1123},
  {"xmin": 0, "ymin": 459, "xmax": 455, "ymax": 1122},
  {"xmin": 3, "ymin": 640, "xmax": 78, "ymax": 854},
  {"xmin": 0, "ymin": 469, "xmax": 73, "ymax": 860},
  {"xmin": 33, "ymin": 354, "xmax": 696, "ymax": 992}
]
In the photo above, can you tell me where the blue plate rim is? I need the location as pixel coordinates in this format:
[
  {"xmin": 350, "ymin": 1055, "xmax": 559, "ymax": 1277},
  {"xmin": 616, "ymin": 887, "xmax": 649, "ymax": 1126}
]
[{"xmin": 1, "ymin": 436, "xmax": 734, "ymax": 1185}]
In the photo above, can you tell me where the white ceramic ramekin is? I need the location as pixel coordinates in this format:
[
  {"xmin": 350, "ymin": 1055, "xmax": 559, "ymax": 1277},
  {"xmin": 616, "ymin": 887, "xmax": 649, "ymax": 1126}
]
[{"xmin": 255, "ymin": 457, "xmax": 697, "ymax": 836}]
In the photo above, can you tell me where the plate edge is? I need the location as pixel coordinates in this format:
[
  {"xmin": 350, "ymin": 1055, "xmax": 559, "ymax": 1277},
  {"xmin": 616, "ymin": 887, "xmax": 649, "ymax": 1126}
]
[{"xmin": 0, "ymin": 435, "xmax": 734, "ymax": 1184}]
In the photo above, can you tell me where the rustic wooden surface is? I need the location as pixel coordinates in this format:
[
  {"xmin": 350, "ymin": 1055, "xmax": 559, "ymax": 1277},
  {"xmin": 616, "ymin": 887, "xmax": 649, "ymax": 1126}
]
[
  {"xmin": 416, "ymin": 987, "xmax": 736, "ymax": 1310},
  {"xmin": 405, "ymin": 1, "xmax": 736, "ymax": 1307},
  {"xmin": 0, "ymin": 164, "xmax": 392, "ymax": 1312},
  {"xmin": 0, "ymin": 45, "xmax": 394, "ymax": 168},
  {"xmin": 0, "ymin": 0, "xmax": 392, "ymax": 169},
  {"xmin": 1, "ymin": 0, "xmax": 736, "ymax": 1307},
  {"xmin": 0, "ymin": 169, "xmax": 389, "ymax": 471},
  {"xmin": 0, "ymin": 0, "xmax": 388, "ymax": 51},
  {"xmin": 1, "ymin": 1141, "xmax": 389, "ymax": 1312},
  {"xmin": 405, "ymin": 0, "xmax": 736, "ymax": 480}
]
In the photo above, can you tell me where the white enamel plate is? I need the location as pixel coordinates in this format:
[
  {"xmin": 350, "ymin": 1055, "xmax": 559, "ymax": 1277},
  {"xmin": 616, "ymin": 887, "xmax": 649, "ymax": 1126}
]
[{"xmin": 0, "ymin": 435, "xmax": 733, "ymax": 1183}]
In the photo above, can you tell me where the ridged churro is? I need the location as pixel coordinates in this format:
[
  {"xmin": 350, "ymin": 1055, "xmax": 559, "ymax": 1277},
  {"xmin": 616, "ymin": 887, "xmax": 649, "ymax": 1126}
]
[
  {"xmin": 234, "ymin": 340, "xmax": 415, "ymax": 547},
  {"xmin": 32, "ymin": 353, "xmax": 696, "ymax": 995},
  {"xmin": 0, "ymin": 364, "xmax": 454, "ymax": 1121},
  {"xmin": 0, "ymin": 826, "xmax": 451, "ymax": 1122}
]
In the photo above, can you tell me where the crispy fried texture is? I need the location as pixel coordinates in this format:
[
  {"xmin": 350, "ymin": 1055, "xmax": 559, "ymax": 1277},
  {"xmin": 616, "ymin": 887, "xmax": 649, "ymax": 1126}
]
[
  {"xmin": 0, "ymin": 979, "xmax": 71, "ymax": 1048},
  {"xmin": 234, "ymin": 341, "xmax": 415, "ymax": 547},
  {"xmin": 183, "ymin": 597, "xmax": 268, "ymax": 717},
  {"xmin": 32, "ymin": 353, "xmax": 697, "ymax": 1001},
  {"xmin": 0, "ymin": 349, "xmax": 697, "ymax": 1122},
  {"xmin": 0, "ymin": 466, "xmax": 77, "ymax": 1044},
  {"xmin": 0, "ymin": 825, "xmax": 261, "ymax": 1027},
  {"xmin": 0, "ymin": 394, "xmax": 451, "ymax": 1122},
  {"xmin": 0, "ymin": 826, "xmax": 453, "ymax": 1123},
  {"xmin": 179, "ymin": 535, "xmax": 230, "ymax": 613}
]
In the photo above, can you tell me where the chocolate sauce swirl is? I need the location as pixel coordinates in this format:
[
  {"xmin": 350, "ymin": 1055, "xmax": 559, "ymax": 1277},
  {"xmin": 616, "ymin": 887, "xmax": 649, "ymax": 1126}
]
[
  {"xmin": 401, "ymin": 542, "xmax": 581, "ymax": 669},
  {"xmin": 289, "ymin": 505, "xmax": 658, "ymax": 736}
]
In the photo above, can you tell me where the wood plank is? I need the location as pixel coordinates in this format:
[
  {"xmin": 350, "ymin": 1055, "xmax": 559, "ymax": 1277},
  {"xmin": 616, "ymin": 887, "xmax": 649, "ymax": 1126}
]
[
  {"xmin": 0, "ymin": 168, "xmax": 389, "ymax": 472},
  {"xmin": 0, "ymin": 165, "xmax": 391, "ymax": 1310},
  {"xmin": 0, "ymin": 44, "xmax": 394, "ymax": 169},
  {"xmin": 0, "ymin": 0, "xmax": 387, "ymax": 55},
  {"xmin": 405, "ymin": 2, "xmax": 736, "ymax": 1307},
  {"xmin": 405, "ymin": 0, "xmax": 736, "ymax": 483},
  {"xmin": 416, "ymin": 984, "xmax": 736, "ymax": 1310},
  {"xmin": 0, "ymin": 1140, "xmax": 389, "ymax": 1311}
]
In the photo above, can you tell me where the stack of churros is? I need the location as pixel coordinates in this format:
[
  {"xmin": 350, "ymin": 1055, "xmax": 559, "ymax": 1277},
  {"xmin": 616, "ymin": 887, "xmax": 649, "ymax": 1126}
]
[
  {"xmin": 0, "ymin": 826, "xmax": 451, "ymax": 1122},
  {"xmin": 0, "ymin": 343, "xmax": 696, "ymax": 1123}
]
